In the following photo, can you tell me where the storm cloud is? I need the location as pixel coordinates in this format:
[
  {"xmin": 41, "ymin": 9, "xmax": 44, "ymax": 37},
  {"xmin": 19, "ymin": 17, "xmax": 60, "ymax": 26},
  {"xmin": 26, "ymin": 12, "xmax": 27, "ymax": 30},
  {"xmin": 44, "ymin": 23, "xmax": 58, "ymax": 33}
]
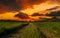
[
  {"xmin": 0, "ymin": 0, "xmax": 49, "ymax": 14},
  {"xmin": 0, "ymin": 0, "xmax": 60, "ymax": 14},
  {"xmin": 0, "ymin": 0, "xmax": 21, "ymax": 13}
]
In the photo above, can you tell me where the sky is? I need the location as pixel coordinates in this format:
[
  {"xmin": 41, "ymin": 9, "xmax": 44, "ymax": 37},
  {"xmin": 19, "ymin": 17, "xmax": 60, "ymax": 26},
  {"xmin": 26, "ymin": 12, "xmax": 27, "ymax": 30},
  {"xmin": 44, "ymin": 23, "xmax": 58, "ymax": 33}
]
[{"xmin": 0, "ymin": 0, "xmax": 60, "ymax": 20}]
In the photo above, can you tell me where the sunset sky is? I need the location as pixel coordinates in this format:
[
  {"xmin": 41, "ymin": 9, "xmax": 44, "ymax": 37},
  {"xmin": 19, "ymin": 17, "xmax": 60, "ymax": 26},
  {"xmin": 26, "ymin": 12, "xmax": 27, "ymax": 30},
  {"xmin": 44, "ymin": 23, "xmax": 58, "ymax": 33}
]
[{"xmin": 0, "ymin": 0, "xmax": 60, "ymax": 20}]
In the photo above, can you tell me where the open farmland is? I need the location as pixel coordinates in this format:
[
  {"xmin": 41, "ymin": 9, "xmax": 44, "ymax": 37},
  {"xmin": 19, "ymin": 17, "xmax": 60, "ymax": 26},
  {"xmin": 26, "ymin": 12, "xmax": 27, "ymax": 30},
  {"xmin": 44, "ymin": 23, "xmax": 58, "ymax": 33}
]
[{"xmin": 0, "ymin": 21, "xmax": 60, "ymax": 38}]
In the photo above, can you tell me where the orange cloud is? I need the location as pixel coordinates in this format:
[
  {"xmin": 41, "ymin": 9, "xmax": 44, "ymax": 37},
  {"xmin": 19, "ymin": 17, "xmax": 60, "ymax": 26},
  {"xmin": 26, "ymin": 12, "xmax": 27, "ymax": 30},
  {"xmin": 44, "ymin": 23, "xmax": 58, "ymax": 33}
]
[
  {"xmin": 16, "ymin": 0, "xmax": 48, "ymax": 9},
  {"xmin": 0, "ymin": 0, "xmax": 60, "ymax": 21}
]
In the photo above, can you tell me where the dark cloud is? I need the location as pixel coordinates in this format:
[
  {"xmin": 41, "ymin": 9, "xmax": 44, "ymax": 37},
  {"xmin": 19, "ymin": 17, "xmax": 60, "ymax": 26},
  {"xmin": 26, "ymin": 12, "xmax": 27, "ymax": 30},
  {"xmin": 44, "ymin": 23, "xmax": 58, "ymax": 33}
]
[
  {"xmin": 1, "ymin": 0, "xmax": 21, "ymax": 10},
  {"xmin": 31, "ymin": 13, "xmax": 44, "ymax": 16},
  {"xmin": 0, "ymin": 0, "xmax": 48, "ymax": 14},
  {"xmin": 56, "ymin": 0, "xmax": 60, "ymax": 3},
  {"xmin": 46, "ymin": 10, "xmax": 60, "ymax": 16},
  {"xmin": 0, "ymin": 3, "xmax": 9, "ymax": 13},
  {"xmin": 1, "ymin": 0, "xmax": 58, "ymax": 14},
  {"xmin": 0, "ymin": 0, "xmax": 22, "ymax": 14},
  {"xmin": 15, "ymin": 12, "xmax": 30, "ymax": 19},
  {"xmin": 47, "ymin": 6, "xmax": 60, "ymax": 10},
  {"xmin": 16, "ymin": 0, "xmax": 48, "ymax": 9},
  {"xmin": 27, "ymin": 0, "xmax": 47, "ymax": 4}
]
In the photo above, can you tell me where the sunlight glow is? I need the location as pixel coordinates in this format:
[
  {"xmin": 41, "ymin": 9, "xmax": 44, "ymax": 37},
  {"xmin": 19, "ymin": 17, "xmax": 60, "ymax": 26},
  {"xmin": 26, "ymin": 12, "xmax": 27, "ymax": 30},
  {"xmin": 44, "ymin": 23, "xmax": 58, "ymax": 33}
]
[{"xmin": 20, "ymin": 1, "xmax": 59, "ymax": 15}]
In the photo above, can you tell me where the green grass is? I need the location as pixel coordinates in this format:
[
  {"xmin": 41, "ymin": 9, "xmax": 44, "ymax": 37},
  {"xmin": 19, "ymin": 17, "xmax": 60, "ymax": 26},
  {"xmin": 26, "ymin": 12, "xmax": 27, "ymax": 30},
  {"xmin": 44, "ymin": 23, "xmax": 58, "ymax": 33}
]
[
  {"xmin": 33, "ymin": 22, "xmax": 60, "ymax": 37},
  {"xmin": 0, "ymin": 21, "xmax": 24, "ymax": 33},
  {"xmin": 0, "ymin": 21, "xmax": 60, "ymax": 38},
  {"xmin": 20, "ymin": 23, "xmax": 41, "ymax": 38}
]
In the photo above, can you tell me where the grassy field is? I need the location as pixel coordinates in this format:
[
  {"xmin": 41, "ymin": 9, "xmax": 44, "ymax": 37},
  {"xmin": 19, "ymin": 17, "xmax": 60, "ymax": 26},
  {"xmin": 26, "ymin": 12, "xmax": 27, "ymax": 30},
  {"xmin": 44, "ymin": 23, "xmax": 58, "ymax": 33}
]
[
  {"xmin": 0, "ymin": 21, "xmax": 24, "ymax": 33},
  {"xmin": 33, "ymin": 22, "xmax": 60, "ymax": 37},
  {"xmin": 20, "ymin": 23, "xmax": 41, "ymax": 38},
  {"xmin": 0, "ymin": 21, "xmax": 60, "ymax": 38}
]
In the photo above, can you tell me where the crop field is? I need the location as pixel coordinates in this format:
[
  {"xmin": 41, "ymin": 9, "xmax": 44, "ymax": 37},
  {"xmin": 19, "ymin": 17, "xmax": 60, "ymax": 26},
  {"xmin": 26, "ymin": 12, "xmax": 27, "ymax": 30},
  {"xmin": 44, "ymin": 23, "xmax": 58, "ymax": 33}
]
[{"xmin": 0, "ymin": 21, "xmax": 60, "ymax": 38}]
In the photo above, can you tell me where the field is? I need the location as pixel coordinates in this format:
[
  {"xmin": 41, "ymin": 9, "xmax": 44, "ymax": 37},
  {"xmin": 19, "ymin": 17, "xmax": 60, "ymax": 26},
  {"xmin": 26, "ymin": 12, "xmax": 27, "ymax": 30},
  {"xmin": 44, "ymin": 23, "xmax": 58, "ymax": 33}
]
[
  {"xmin": 0, "ymin": 21, "xmax": 23, "ymax": 33},
  {"xmin": 0, "ymin": 21, "xmax": 60, "ymax": 38},
  {"xmin": 33, "ymin": 22, "xmax": 60, "ymax": 38}
]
